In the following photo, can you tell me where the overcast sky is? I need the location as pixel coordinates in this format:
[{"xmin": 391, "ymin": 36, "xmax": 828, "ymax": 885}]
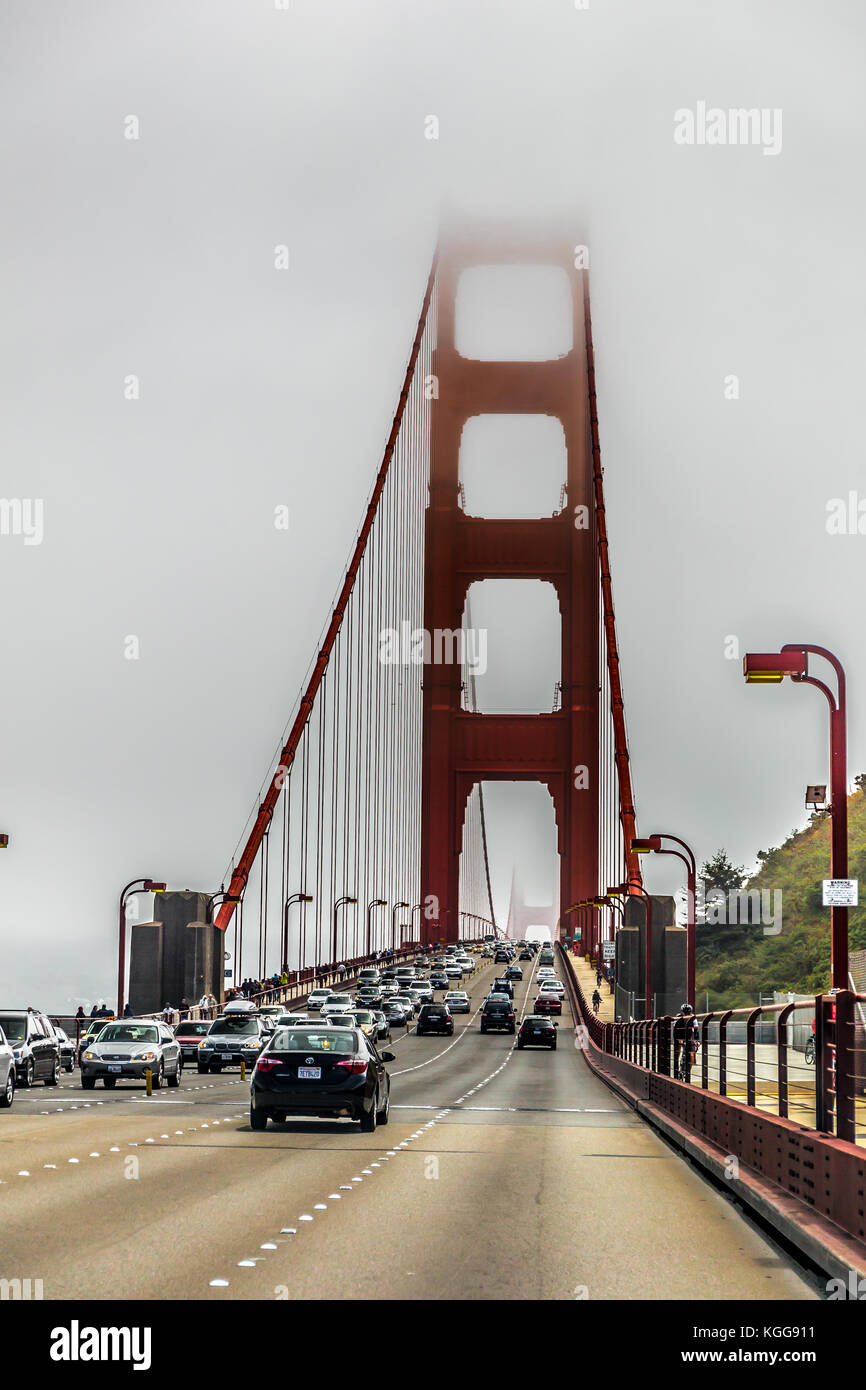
[{"xmin": 2, "ymin": 0, "xmax": 864, "ymax": 1006}]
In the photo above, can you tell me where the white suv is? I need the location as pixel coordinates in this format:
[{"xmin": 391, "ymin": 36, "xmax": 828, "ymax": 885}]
[{"xmin": 307, "ymin": 988, "xmax": 331, "ymax": 1012}]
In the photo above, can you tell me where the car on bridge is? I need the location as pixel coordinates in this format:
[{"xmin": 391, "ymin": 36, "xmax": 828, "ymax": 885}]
[
  {"xmin": 348, "ymin": 1010, "xmax": 378, "ymax": 1040},
  {"xmin": 505, "ymin": 965, "xmax": 523, "ymax": 981},
  {"xmin": 356, "ymin": 986, "xmax": 383, "ymax": 1009},
  {"xmin": 81, "ymin": 1019, "xmax": 182, "ymax": 1089},
  {"xmin": 444, "ymin": 963, "xmax": 464, "ymax": 980},
  {"xmin": 198, "ymin": 1004, "xmax": 271, "ymax": 1073},
  {"xmin": 307, "ymin": 988, "xmax": 331, "ymax": 1012},
  {"xmin": 443, "ymin": 990, "xmax": 470, "ymax": 1013},
  {"xmin": 538, "ymin": 978, "xmax": 564, "ymax": 997},
  {"xmin": 416, "ymin": 1003, "xmax": 454, "ymax": 1036},
  {"xmin": 0, "ymin": 1009, "xmax": 61, "ymax": 1088},
  {"xmin": 536, "ymin": 967, "xmax": 556, "ymax": 987},
  {"xmin": 357, "ymin": 968, "xmax": 381, "ymax": 987},
  {"xmin": 517, "ymin": 1016, "xmax": 558, "ymax": 1050},
  {"xmin": 391, "ymin": 993, "xmax": 418, "ymax": 1019},
  {"xmin": 320, "ymin": 994, "xmax": 354, "ymax": 1018},
  {"xmin": 249, "ymin": 1023, "xmax": 394, "ymax": 1133},
  {"xmin": 479, "ymin": 997, "xmax": 516, "ymax": 1034},
  {"xmin": 491, "ymin": 977, "xmax": 514, "ymax": 999},
  {"xmin": 0, "ymin": 1026, "xmax": 15, "ymax": 1108},
  {"xmin": 533, "ymin": 992, "xmax": 562, "ymax": 1016},
  {"xmin": 52, "ymin": 1024, "xmax": 76, "ymax": 1073},
  {"xmin": 519, "ymin": 950, "xmax": 533, "ymax": 961},
  {"xmin": 429, "ymin": 971, "xmax": 449, "ymax": 991},
  {"xmin": 382, "ymin": 1000, "xmax": 409, "ymax": 1028},
  {"xmin": 370, "ymin": 1010, "xmax": 392, "ymax": 1042},
  {"xmin": 174, "ymin": 1019, "xmax": 212, "ymax": 1063},
  {"xmin": 408, "ymin": 982, "xmax": 433, "ymax": 1005}
]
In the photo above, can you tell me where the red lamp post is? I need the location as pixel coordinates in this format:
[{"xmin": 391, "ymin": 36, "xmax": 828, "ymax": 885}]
[
  {"xmin": 744, "ymin": 645, "xmax": 849, "ymax": 989},
  {"xmin": 117, "ymin": 878, "xmax": 166, "ymax": 1016},
  {"xmin": 632, "ymin": 834, "xmax": 697, "ymax": 1009}
]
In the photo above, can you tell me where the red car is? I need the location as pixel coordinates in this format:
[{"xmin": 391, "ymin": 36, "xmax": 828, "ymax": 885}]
[{"xmin": 533, "ymin": 992, "xmax": 562, "ymax": 1015}]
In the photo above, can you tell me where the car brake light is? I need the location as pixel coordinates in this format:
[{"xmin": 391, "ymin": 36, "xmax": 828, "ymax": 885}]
[
  {"xmin": 335, "ymin": 1059, "xmax": 368, "ymax": 1075},
  {"xmin": 255, "ymin": 1056, "xmax": 282, "ymax": 1073}
]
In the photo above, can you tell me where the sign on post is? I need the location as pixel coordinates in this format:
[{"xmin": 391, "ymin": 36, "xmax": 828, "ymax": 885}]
[
  {"xmin": 602, "ymin": 941, "xmax": 615, "ymax": 961},
  {"xmin": 822, "ymin": 879, "xmax": 858, "ymax": 907}
]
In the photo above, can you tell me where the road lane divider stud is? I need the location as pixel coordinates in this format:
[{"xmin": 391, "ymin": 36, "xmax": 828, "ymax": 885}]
[
  {"xmin": 241, "ymin": 1060, "xmax": 246, "ymax": 1081},
  {"xmin": 146, "ymin": 1068, "xmax": 152, "ymax": 1097}
]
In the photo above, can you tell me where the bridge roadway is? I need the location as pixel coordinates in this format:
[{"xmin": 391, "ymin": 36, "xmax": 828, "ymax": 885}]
[{"xmin": 0, "ymin": 960, "xmax": 819, "ymax": 1301}]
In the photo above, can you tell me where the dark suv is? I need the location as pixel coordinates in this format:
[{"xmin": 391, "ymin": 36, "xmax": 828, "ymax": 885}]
[
  {"xmin": 480, "ymin": 998, "xmax": 516, "ymax": 1034},
  {"xmin": 0, "ymin": 1009, "xmax": 61, "ymax": 1087},
  {"xmin": 416, "ymin": 1003, "xmax": 454, "ymax": 1037}
]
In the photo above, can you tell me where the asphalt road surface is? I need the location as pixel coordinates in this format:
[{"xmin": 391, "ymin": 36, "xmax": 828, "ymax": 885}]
[{"xmin": 0, "ymin": 960, "xmax": 820, "ymax": 1301}]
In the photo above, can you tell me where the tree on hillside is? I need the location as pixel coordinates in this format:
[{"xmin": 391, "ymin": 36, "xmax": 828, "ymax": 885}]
[{"xmin": 697, "ymin": 849, "xmax": 746, "ymax": 931}]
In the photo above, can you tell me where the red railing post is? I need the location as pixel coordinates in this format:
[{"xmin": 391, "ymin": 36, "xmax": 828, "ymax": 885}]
[
  {"xmin": 777, "ymin": 1002, "xmax": 795, "ymax": 1120},
  {"xmin": 815, "ymin": 993, "xmax": 833, "ymax": 1133},
  {"xmin": 718, "ymin": 1009, "xmax": 733, "ymax": 1097},
  {"xmin": 835, "ymin": 989, "xmax": 856, "ymax": 1143},
  {"xmin": 746, "ymin": 1007, "xmax": 761, "ymax": 1108},
  {"xmin": 700, "ymin": 1013, "xmax": 712, "ymax": 1090}
]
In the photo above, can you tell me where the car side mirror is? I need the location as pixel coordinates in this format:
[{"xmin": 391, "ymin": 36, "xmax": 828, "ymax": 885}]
[{"xmin": 380, "ymin": 1051, "xmax": 395, "ymax": 1063}]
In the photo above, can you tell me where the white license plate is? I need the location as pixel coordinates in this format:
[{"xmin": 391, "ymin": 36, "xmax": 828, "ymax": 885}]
[
  {"xmin": 298, "ymin": 1066, "xmax": 321, "ymax": 1080},
  {"xmin": 107, "ymin": 1064, "xmax": 122, "ymax": 1073},
  {"xmin": 221, "ymin": 1053, "xmax": 233, "ymax": 1061}
]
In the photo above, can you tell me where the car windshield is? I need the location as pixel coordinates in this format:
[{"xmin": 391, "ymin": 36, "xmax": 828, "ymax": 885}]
[
  {"xmin": 97, "ymin": 1024, "xmax": 159, "ymax": 1044},
  {"xmin": 176, "ymin": 1022, "xmax": 209, "ymax": 1036},
  {"xmin": 0, "ymin": 1016, "xmax": 27, "ymax": 1041},
  {"xmin": 352, "ymin": 1011, "xmax": 373, "ymax": 1023},
  {"xmin": 310, "ymin": 990, "xmax": 329, "ymax": 998},
  {"xmin": 325, "ymin": 996, "xmax": 351, "ymax": 1007},
  {"xmin": 271, "ymin": 1029, "xmax": 357, "ymax": 1053},
  {"xmin": 209, "ymin": 1017, "xmax": 257, "ymax": 1036}
]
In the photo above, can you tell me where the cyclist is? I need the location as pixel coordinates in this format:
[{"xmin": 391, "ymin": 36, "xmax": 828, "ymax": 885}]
[
  {"xmin": 674, "ymin": 1003, "xmax": 699, "ymax": 1083},
  {"xmin": 591, "ymin": 988, "xmax": 602, "ymax": 1014}
]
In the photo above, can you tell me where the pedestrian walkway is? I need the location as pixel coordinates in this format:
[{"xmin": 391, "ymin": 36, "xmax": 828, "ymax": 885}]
[{"xmin": 570, "ymin": 954, "xmax": 615, "ymax": 1023}]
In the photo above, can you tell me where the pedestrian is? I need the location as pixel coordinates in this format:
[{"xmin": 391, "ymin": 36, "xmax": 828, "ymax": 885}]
[
  {"xmin": 90, "ymin": 1003, "xmax": 99, "ymax": 1018},
  {"xmin": 75, "ymin": 1005, "xmax": 86, "ymax": 1020},
  {"xmin": 337, "ymin": 962, "xmax": 346, "ymax": 983},
  {"xmin": 280, "ymin": 969, "xmax": 288, "ymax": 987},
  {"xmin": 596, "ymin": 968, "xmax": 602, "ymax": 987},
  {"xmin": 161, "ymin": 1002, "xmax": 174, "ymax": 1024},
  {"xmin": 179, "ymin": 997, "xmax": 189, "ymax": 1017},
  {"xmin": 123, "ymin": 1002, "xmax": 134, "ymax": 1018}
]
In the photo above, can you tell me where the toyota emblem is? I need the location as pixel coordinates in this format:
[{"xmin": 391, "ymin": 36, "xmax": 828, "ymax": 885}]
[{"xmin": 305, "ymin": 1057, "xmax": 313, "ymax": 1064}]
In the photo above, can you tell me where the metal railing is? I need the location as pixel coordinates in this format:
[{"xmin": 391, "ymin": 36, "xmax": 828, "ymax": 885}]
[{"xmin": 561, "ymin": 945, "xmax": 866, "ymax": 1145}]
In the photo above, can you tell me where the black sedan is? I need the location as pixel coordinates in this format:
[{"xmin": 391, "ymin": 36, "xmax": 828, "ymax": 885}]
[
  {"xmin": 429, "ymin": 972, "xmax": 450, "ymax": 991},
  {"xmin": 382, "ymin": 1000, "xmax": 409, "ymax": 1027},
  {"xmin": 505, "ymin": 965, "xmax": 523, "ymax": 981},
  {"xmin": 250, "ymin": 1024, "xmax": 393, "ymax": 1133},
  {"xmin": 517, "ymin": 1016, "xmax": 558, "ymax": 1050},
  {"xmin": 416, "ymin": 1003, "xmax": 454, "ymax": 1036}
]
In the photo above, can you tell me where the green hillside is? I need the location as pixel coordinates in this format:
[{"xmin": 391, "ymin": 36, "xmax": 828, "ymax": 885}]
[{"xmin": 695, "ymin": 778, "xmax": 866, "ymax": 1009}]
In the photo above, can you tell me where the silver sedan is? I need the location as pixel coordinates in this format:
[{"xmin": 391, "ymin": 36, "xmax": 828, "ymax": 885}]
[
  {"xmin": 0, "ymin": 1026, "xmax": 15, "ymax": 1108},
  {"xmin": 80, "ymin": 1020, "xmax": 182, "ymax": 1090}
]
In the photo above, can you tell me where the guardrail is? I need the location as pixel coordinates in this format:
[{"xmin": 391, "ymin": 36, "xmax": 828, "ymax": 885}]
[
  {"xmin": 558, "ymin": 943, "xmax": 866, "ymax": 1262},
  {"xmin": 60, "ymin": 946, "xmax": 424, "ymax": 1040}
]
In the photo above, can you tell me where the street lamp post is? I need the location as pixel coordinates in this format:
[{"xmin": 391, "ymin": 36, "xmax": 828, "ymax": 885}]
[
  {"xmin": 331, "ymin": 896, "xmax": 357, "ymax": 969},
  {"xmin": 283, "ymin": 893, "xmax": 313, "ymax": 973},
  {"xmin": 744, "ymin": 644, "xmax": 849, "ymax": 988},
  {"xmin": 392, "ymin": 901, "xmax": 410, "ymax": 952},
  {"xmin": 117, "ymin": 878, "xmax": 166, "ymax": 1016},
  {"xmin": 366, "ymin": 898, "xmax": 387, "ymax": 956},
  {"xmin": 633, "ymin": 834, "xmax": 697, "ymax": 1008},
  {"xmin": 616, "ymin": 880, "xmax": 653, "ymax": 1018}
]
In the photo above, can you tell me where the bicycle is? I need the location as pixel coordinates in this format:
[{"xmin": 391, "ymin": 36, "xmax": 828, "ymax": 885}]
[{"xmin": 804, "ymin": 1036, "xmax": 815, "ymax": 1065}]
